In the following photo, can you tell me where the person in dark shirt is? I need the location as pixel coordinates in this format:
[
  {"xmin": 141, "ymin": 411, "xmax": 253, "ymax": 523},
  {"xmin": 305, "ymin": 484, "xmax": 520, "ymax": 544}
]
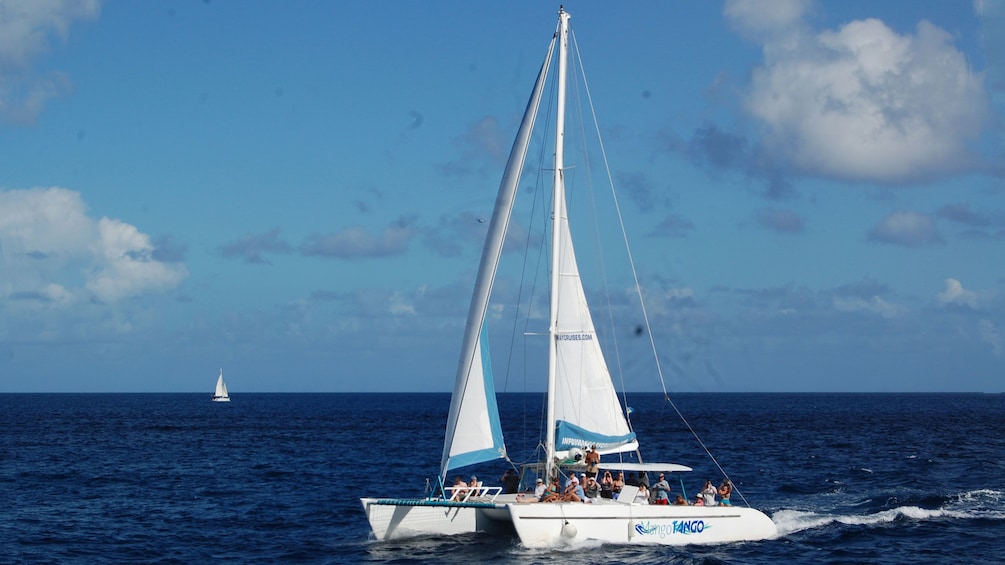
[{"xmin": 501, "ymin": 469, "xmax": 520, "ymax": 494}]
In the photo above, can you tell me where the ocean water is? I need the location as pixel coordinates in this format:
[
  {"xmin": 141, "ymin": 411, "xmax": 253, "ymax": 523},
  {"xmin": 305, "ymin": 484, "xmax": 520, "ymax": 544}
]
[{"xmin": 2, "ymin": 392, "xmax": 1003, "ymax": 564}]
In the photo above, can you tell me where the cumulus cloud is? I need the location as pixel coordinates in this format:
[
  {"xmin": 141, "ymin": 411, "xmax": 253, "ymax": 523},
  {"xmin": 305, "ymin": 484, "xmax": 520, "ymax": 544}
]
[
  {"xmin": 727, "ymin": 1, "xmax": 989, "ymax": 183},
  {"xmin": 86, "ymin": 218, "xmax": 189, "ymax": 302},
  {"xmin": 0, "ymin": 0, "xmax": 100, "ymax": 125},
  {"xmin": 936, "ymin": 278, "xmax": 977, "ymax": 308},
  {"xmin": 0, "ymin": 186, "xmax": 188, "ymax": 305},
  {"xmin": 867, "ymin": 210, "xmax": 943, "ymax": 246}
]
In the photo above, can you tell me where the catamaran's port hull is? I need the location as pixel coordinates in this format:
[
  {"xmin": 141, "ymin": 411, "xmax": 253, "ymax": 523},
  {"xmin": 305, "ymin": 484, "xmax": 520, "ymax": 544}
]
[
  {"xmin": 507, "ymin": 503, "xmax": 777, "ymax": 548},
  {"xmin": 360, "ymin": 498, "xmax": 513, "ymax": 540}
]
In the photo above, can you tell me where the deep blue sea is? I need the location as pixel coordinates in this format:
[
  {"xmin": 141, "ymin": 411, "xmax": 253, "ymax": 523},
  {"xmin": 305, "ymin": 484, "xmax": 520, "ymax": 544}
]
[{"xmin": 2, "ymin": 393, "xmax": 1003, "ymax": 563}]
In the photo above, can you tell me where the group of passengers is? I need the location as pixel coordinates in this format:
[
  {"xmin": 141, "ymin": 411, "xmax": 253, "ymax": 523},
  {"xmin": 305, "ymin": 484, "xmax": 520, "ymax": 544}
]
[
  {"xmin": 463, "ymin": 444, "xmax": 735, "ymax": 506},
  {"xmin": 515, "ymin": 469, "xmax": 733, "ymax": 506}
]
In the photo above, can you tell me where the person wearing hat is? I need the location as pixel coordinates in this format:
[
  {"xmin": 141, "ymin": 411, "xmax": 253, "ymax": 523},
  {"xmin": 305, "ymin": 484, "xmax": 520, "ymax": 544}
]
[
  {"xmin": 517, "ymin": 477, "xmax": 549, "ymax": 503},
  {"xmin": 534, "ymin": 477, "xmax": 547, "ymax": 500},
  {"xmin": 653, "ymin": 473, "xmax": 671, "ymax": 505},
  {"xmin": 560, "ymin": 475, "xmax": 584, "ymax": 502}
]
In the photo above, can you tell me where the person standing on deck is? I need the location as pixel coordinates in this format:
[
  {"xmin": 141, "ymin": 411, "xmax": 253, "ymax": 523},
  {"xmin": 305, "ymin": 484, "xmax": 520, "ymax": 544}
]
[{"xmin": 584, "ymin": 445, "xmax": 600, "ymax": 478}]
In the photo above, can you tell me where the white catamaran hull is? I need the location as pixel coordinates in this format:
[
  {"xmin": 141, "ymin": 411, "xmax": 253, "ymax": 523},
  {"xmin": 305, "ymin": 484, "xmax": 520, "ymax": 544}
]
[
  {"xmin": 360, "ymin": 499, "xmax": 513, "ymax": 540},
  {"xmin": 507, "ymin": 502, "xmax": 777, "ymax": 548}
]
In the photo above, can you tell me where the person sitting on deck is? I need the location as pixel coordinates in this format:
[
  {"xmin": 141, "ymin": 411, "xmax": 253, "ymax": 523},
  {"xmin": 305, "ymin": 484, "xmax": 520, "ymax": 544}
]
[
  {"xmin": 517, "ymin": 477, "xmax": 549, "ymax": 502},
  {"xmin": 583, "ymin": 474, "xmax": 601, "ymax": 502},
  {"xmin": 612, "ymin": 472, "xmax": 625, "ymax": 499},
  {"xmin": 625, "ymin": 471, "xmax": 638, "ymax": 487},
  {"xmin": 634, "ymin": 483, "xmax": 650, "ymax": 504},
  {"xmin": 540, "ymin": 477, "xmax": 563, "ymax": 502},
  {"xmin": 448, "ymin": 475, "xmax": 468, "ymax": 501},
  {"xmin": 558, "ymin": 475, "xmax": 583, "ymax": 502},
  {"xmin": 675, "ymin": 494, "xmax": 688, "ymax": 505},
  {"xmin": 693, "ymin": 493, "xmax": 705, "ymax": 506}
]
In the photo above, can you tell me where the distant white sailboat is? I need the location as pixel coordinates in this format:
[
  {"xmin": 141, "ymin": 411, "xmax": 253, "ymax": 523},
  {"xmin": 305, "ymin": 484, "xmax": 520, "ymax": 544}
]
[
  {"xmin": 361, "ymin": 7, "xmax": 777, "ymax": 548},
  {"xmin": 212, "ymin": 368, "xmax": 230, "ymax": 402}
]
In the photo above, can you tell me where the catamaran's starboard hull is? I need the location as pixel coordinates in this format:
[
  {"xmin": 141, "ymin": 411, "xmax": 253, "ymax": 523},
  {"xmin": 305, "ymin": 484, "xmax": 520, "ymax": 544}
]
[
  {"xmin": 211, "ymin": 397, "xmax": 230, "ymax": 402},
  {"xmin": 360, "ymin": 498, "xmax": 514, "ymax": 540},
  {"xmin": 506, "ymin": 502, "xmax": 777, "ymax": 548}
]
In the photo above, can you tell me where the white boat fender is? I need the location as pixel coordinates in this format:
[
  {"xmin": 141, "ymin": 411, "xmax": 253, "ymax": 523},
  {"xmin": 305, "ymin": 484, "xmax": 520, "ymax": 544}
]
[
  {"xmin": 628, "ymin": 520, "xmax": 637, "ymax": 539},
  {"xmin": 561, "ymin": 521, "xmax": 578, "ymax": 539}
]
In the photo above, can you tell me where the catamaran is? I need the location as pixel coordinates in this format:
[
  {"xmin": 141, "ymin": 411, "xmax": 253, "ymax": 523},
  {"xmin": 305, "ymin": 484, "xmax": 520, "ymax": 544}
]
[
  {"xmin": 361, "ymin": 7, "xmax": 777, "ymax": 547},
  {"xmin": 212, "ymin": 368, "xmax": 230, "ymax": 402}
]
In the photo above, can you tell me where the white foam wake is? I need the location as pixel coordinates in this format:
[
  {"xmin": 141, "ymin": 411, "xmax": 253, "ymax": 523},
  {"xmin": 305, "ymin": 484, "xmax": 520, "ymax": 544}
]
[{"xmin": 771, "ymin": 489, "xmax": 1005, "ymax": 537}]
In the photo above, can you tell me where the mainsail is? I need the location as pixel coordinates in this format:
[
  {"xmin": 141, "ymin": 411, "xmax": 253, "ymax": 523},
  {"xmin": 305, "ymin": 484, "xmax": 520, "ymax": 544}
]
[{"xmin": 437, "ymin": 32, "xmax": 558, "ymax": 479}]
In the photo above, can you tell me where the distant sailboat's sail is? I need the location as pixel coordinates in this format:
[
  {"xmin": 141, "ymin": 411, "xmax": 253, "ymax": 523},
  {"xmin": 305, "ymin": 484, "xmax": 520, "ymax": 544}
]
[
  {"xmin": 214, "ymin": 369, "xmax": 229, "ymax": 400},
  {"xmin": 439, "ymin": 35, "xmax": 557, "ymax": 478}
]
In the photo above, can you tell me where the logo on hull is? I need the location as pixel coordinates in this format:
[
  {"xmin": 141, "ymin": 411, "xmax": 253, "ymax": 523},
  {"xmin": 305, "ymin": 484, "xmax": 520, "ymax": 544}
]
[{"xmin": 635, "ymin": 520, "xmax": 707, "ymax": 538}]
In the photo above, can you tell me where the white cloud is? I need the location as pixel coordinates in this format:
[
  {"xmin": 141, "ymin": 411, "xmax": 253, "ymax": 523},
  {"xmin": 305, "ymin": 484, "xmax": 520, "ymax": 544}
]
[
  {"xmin": 86, "ymin": 217, "xmax": 188, "ymax": 302},
  {"xmin": 0, "ymin": 0, "xmax": 100, "ymax": 124},
  {"xmin": 937, "ymin": 278, "xmax": 978, "ymax": 308},
  {"xmin": 734, "ymin": 7, "xmax": 988, "ymax": 183},
  {"xmin": 0, "ymin": 187, "xmax": 188, "ymax": 305}
]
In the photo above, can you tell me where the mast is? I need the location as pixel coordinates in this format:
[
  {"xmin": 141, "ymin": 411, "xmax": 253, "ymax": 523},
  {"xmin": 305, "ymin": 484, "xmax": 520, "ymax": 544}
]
[{"xmin": 545, "ymin": 6, "xmax": 571, "ymax": 482}]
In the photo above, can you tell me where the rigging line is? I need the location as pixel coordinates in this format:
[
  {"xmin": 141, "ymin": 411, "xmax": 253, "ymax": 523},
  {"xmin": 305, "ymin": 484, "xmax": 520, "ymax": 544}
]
[
  {"xmin": 660, "ymin": 395, "xmax": 751, "ymax": 507},
  {"xmin": 571, "ymin": 29, "xmax": 671, "ymax": 402}
]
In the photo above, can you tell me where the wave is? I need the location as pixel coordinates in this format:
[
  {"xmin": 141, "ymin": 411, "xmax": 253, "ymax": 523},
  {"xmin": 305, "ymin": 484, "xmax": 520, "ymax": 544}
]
[{"xmin": 772, "ymin": 488, "xmax": 1005, "ymax": 536}]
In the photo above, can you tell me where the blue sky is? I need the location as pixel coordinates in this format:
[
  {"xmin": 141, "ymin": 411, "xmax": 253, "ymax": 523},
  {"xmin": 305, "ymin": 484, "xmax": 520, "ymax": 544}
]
[{"xmin": 1, "ymin": 0, "xmax": 1003, "ymax": 393}]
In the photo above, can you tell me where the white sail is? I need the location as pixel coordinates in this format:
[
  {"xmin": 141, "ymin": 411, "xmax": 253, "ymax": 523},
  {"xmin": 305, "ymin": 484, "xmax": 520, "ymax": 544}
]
[
  {"xmin": 551, "ymin": 188, "xmax": 637, "ymax": 454},
  {"xmin": 212, "ymin": 368, "xmax": 230, "ymax": 402},
  {"xmin": 438, "ymin": 35, "xmax": 556, "ymax": 478}
]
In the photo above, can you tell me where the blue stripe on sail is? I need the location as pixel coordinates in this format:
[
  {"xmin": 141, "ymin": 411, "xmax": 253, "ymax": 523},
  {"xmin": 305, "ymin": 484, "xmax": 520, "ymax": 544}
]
[
  {"xmin": 481, "ymin": 325, "xmax": 505, "ymax": 454},
  {"xmin": 447, "ymin": 325, "xmax": 506, "ymax": 471},
  {"xmin": 556, "ymin": 420, "xmax": 635, "ymax": 451}
]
